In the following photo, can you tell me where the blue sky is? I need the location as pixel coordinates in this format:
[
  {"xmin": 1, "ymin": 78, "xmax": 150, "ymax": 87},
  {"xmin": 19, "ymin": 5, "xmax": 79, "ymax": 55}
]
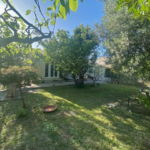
[{"xmin": 0, "ymin": 0, "xmax": 104, "ymax": 48}]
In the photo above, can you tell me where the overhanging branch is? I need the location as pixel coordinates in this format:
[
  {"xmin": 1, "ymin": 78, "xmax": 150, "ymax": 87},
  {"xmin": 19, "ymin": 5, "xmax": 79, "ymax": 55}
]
[{"xmin": 0, "ymin": 32, "xmax": 52, "ymax": 47}]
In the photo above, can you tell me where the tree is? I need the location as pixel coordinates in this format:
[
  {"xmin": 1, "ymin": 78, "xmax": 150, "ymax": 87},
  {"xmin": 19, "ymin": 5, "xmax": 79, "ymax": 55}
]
[
  {"xmin": 0, "ymin": 66, "xmax": 40, "ymax": 107},
  {"xmin": 0, "ymin": 42, "xmax": 42, "ymax": 71},
  {"xmin": 95, "ymin": 0, "xmax": 150, "ymax": 81},
  {"xmin": 43, "ymin": 25, "xmax": 100, "ymax": 84},
  {"xmin": 0, "ymin": 0, "xmax": 83, "ymax": 51},
  {"xmin": 88, "ymin": 65, "xmax": 104, "ymax": 86},
  {"xmin": 116, "ymin": 0, "xmax": 150, "ymax": 21}
]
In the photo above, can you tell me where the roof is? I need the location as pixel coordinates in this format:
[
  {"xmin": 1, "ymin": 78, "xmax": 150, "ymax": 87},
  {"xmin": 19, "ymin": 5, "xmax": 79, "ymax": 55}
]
[{"xmin": 96, "ymin": 57, "xmax": 111, "ymax": 68}]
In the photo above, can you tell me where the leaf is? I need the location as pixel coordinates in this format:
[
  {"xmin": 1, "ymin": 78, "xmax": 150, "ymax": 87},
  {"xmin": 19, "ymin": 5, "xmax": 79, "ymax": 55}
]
[
  {"xmin": 80, "ymin": 0, "xmax": 83, "ymax": 2},
  {"xmin": 66, "ymin": 0, "xmax": 70, "ymax": 14},
  {"xmin": 35, "ymin": 18, "xmax": 38, "ymax": 23},
  {"xmin": 145, "ymin": 6, "xmax": 149, "ymax": 13},
  {"xmin": 42, "ymin": 0, "xmax": 46, "ymax": 2},
  {"xmin": 59, "ymin": 4, "xmax": 66, "ymax": 19},
  {"xmin": 3, "ymin": 13, "xmax": 10, "ymax": 19},
  {"xmin": 50, "ymin": 20, "xmax": 56, "ymax": 25},
  {"xmin": 53, "ymin": 0, "xmax": 60, "ymax": 12},
  {"xmin": 60, "ymin": 0, "xmax": 65, "ymax": 7},
  {"xmin": 51, "ymin": 13, "xmax": 55, "ymax": 19},
  {"xmin": 25, "ymin": 9, "xmax": 31, "ymax": 15},
  {"xmin": 141, "ymin": 4, "xmax": 145, "ymax": 11},
  {"xmin": 69, "ymin": 0, "xmax": 78, "ymax": 12},
  {"xmin": 33, "ymin": 5, "xmax": 36, "ymax": 9},
  {"xmin": 116, "ymin": 4, "xmax": 122, "ymax": 11},
  {"xmin": 47, "ymin": 6, "xmax": 52, "ymax": 11},
  {"xmin": 138, "ymin": 0, "xmax": 143, "ymax": 5},
  {"xmin": 46, "ymin": 12, "xmax": 50, "ymax": 16},
  {"xmin": 2, "ymin": 0, "xmax": 6, "ymax": 4}
]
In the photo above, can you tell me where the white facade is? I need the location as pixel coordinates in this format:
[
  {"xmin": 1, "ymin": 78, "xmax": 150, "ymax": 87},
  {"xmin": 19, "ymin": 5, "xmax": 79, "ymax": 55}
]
[{"xmin": 34, "ymin": 59, "xmax": 61, "ymax": 82}]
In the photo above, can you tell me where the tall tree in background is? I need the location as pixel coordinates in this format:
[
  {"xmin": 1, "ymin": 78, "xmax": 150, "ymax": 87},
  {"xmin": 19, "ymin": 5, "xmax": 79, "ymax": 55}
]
[
  {"xmin": 116, "ymin": 0, "xmax": 150, "ymax": 21},
  {"xmin": 43, "ymin": 25, "xmax": 100, "ymax": 84},
  {"xmin": 96, "ymin": 0, "xmax": 150, "ymax": 82}
]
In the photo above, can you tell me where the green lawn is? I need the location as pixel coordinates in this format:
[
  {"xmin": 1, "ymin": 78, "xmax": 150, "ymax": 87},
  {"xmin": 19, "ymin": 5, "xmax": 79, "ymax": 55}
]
[{"xmin": 0, "ymin": 84, "xmax": 150, "ymax": 150}]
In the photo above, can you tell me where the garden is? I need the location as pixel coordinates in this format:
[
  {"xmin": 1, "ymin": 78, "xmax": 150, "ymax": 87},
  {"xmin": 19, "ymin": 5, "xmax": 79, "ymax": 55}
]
[{"xmin": 0, "ymin": 84, "xmax": 150, "ymax": 150}]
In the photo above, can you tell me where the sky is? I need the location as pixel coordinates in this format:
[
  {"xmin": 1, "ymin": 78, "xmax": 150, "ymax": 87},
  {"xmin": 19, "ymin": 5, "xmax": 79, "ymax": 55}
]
[{"xmin": 0, "ymin": 0, "xmax": 104, "ymax": 48}]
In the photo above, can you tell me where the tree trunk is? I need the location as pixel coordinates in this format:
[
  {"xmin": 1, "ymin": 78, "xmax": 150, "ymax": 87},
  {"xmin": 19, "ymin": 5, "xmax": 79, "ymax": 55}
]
[
  {"xmin": 19, "ymin": 84, "xmax": 26, "ymax": 108},
  {"xmin": 72, "ymin": 74, "xmax": 76, "ymax": 85},
  {"xmin": 93, "ymin": 79, "xmax": 95, "ymax": 86},
  {"xmin": 80, "ymin": 72, "xmax": 84, "ymax": 85}
]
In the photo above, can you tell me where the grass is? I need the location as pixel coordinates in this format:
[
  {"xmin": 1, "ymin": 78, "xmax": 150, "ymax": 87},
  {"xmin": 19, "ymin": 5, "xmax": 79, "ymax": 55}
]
[{"xmin": 0, "ymin": 84, "xmax": 150, "ymax": 150}]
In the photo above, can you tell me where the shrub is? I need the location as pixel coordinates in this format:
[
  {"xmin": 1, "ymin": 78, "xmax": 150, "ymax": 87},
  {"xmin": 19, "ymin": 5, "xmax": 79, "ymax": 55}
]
[
  {"xmin": 0, "ymin": 66, "xmax": 40, "ymax": 107},
  {"xmin": 16, "ymin": 108, "xmax": 28, "ymax": 118},
  {"xmin": 139, "ymin": 95, "xmax": 150, "ymax": 110}
]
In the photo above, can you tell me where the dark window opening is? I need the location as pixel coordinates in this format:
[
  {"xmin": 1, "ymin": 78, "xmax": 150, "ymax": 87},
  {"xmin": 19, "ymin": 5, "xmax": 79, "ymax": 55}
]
[
  {"xmin": 45, "ymin": 64, "xmax": 48, "ymax": 77},
  {"xmin": 105, "ymin": 68, "xmax": 116, "ymax": 78},
  {"xmin": 55, "ymin": 66, "xmax": 57, "ymax": 77},
  {"xmin": 51, "ymin": 63, "xmax": 54, "ymax": 77}
]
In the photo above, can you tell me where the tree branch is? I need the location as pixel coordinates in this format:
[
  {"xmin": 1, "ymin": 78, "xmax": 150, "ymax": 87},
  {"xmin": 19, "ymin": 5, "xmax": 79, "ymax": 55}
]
[
  {"xmin": 0, "ymin": 32, "xmax": 52, "ymax": 47},
  {"xmin": 5, "ymin": 0, "xmax": 44, "ymax": 35}
]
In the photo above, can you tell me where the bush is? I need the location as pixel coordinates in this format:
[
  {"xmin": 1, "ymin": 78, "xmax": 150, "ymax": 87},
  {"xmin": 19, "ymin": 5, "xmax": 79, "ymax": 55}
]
[
  {"xmin": 0, "ymin": 66, "xmax": 41, "ymax": 107},
  {"xmin": 16, "ymin": 108, "xmax": 28, "ymax": 118},
  {"xmin": 139, "ymin": 95, "xmax": 150, "ymax": 110}
]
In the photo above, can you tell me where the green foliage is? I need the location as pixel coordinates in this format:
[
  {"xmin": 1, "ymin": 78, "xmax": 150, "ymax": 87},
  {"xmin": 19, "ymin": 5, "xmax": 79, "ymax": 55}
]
[
  {"xmin": 0, "ymin": 44, "xmax": 43, "ymax": 71},
  {"xmin": 139, "ymin": 95, "xmax": 150, "ymax": 110},
  {"xmin": 16, "ymin": 108, "xmax": 28, "ymax": 118},
  {"xmin": 0, "ymin": 66, "xmax": 40, "ymax": 86},
  {"xmin": 45, "ymin": 123, "xmax": 58, "ymax": 136},
  {"xmin": 52, "ymin": 0, "xmax": 83, "ymax": 19},
  {"xmin": 117, "ymin": 0, "xmax": 150, "ymax": 21},
  {"xmin": 25, "ymin": 9, "xmax": 31, "ymax": 15},
  {"xmin": 0, "ymin": 0, "xmax": 83, "ymax": 48},
  {"xmin": 96, "ymin": 0, "xmax": 150, "ymax": 81},
  {"xmin": 43, "ymin": 25, "xmax": 100, "ymax": 80}
]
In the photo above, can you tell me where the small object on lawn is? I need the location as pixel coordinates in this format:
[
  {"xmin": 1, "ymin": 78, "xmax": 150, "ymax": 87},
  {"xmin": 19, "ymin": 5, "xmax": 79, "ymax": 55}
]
[
  {"xmin": 42, "ymin": 105, "xmax": 57, "ymax": 112},
  {"xmin": 128, "ymin": 96, "xmax": 130, "ymax": 107},
  {"xmin": 108, "ymin": 104, "xmax": 116, "ymax": 108},
  {"xmin": 129, "ymin": 110, "xmax": 132, "ymax": 113}
]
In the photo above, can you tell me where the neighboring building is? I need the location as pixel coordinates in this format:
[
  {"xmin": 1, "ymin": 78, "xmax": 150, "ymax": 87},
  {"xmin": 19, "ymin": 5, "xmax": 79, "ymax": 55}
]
[
  {"xmin": 86, "ymin": 57, "xmax": 112, "ymax": 82},
  {"xmin": 34, "ymin": 59, "xmax": 61, "ymax": 83},
  {"xmin": 34, "ymin": 53, "xmax": 111, "ymax": 83}
]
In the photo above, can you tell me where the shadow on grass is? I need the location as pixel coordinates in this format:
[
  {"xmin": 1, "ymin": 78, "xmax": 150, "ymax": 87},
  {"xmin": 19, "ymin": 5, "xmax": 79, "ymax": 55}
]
[
  {"xmin": 0, "ymin": 89, "xmax": 116, "ymax": 150},
  {"xmin": 0, "ymin": 84, "xmax": 149, "ymax": 150}
]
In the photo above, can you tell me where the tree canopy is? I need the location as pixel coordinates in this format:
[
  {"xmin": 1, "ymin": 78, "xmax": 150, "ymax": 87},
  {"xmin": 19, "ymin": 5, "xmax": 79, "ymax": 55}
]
[
  {"xmin": 43, "ymin": 25, "xmax": 100, "ymax": 83},
  {"xmin": 0, "ymin": 0, "xmax": 83, "ymax": 51},
  {"xmin": 0, "ymin": 66, "xmax": 40, "ymax": 107},
  {"xmin": 96, "ymin": 0, "xmax": 150, "ymax": 81},
  {"xmin": 116, "ymin": 0, "xmax": 150, "ymax": 21}
]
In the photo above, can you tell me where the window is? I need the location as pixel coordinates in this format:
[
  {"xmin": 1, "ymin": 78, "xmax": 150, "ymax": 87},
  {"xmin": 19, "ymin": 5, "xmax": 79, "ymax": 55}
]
[{"xmin": 45, "ymin": 64, "xmax": 48, "ymax": 77}]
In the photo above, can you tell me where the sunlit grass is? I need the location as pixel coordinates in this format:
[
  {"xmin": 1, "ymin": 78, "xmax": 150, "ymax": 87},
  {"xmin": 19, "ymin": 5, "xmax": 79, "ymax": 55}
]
[{"xmin": 0, "ymin": 84, "xmax": 150, "ymax": 150}]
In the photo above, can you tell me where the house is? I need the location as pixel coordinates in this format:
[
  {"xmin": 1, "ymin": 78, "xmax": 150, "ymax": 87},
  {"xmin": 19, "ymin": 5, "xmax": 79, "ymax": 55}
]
[
  {"xmin": 34, "ymin": 59, "xmax": 61, "ymax": 83},
  {"xmin": 34, "ymin": 54, "xmax": 111, "ymax": 83},
  {"xmin": 86, "ymin": 57, "xmax": 112, "ymax": 82}
]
